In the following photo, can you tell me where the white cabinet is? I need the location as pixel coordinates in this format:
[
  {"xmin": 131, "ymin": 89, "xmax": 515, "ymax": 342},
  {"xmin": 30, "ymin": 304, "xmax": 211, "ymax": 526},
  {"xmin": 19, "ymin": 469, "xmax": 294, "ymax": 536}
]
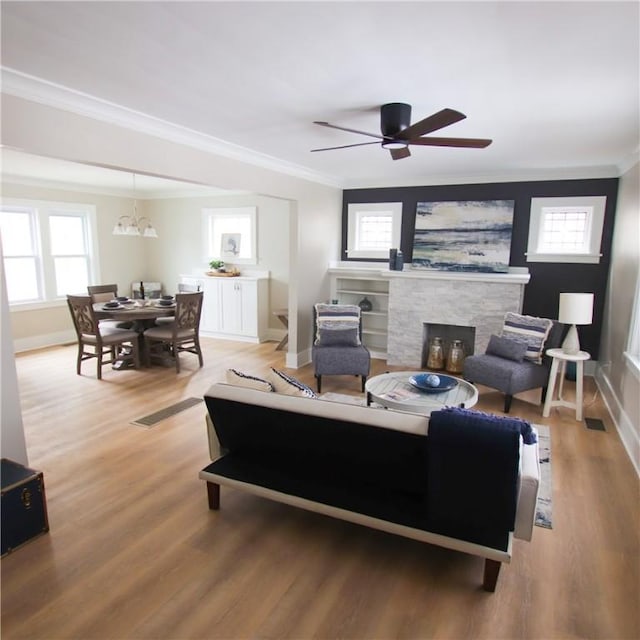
[
  {"xmin": 180, "ymin": 275, "xmax": 268, "ymax": 343},
  {"xmin": 219, "ymin": 279, "xmax": 258, "ymax": 336},
  {"xmin": 329, "ymin": 268, "xmax": 389, "ymax": 359}
]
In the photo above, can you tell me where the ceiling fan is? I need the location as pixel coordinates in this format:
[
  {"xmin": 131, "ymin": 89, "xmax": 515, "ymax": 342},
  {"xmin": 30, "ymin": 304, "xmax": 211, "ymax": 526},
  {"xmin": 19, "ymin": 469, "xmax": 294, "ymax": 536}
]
[{"xmin": 311, "ymin": 103, "xmax": 492, "ymax": 160}]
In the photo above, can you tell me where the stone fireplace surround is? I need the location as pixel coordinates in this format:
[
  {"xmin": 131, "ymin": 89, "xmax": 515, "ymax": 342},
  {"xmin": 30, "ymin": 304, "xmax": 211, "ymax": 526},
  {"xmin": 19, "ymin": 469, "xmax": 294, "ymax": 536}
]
[{"xmin": 385, "ymin": 268, "xmax": 530, "ymax": 368}]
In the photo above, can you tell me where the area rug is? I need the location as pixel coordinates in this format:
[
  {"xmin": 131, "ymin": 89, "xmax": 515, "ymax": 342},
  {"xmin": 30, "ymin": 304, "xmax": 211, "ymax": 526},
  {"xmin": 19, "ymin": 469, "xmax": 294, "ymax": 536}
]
[
  {"xmin": 131, "ymin": 397, "xmax": 203, "ymax": 428},
  {"xmin": 320, "ymin": 392, "xmax": 552, "ymax": 528},
  {"xmin": 535, "ymin": 424, "xmax": 552, "ymax": 529}
]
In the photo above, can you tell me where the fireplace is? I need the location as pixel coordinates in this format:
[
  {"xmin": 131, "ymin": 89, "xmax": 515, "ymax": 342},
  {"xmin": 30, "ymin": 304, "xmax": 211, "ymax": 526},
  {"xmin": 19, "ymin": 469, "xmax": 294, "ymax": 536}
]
[
  {"xmin": 385, "ymin": 268, "xmax": 529, "ymax": 367},
  {"xmin": 422, "ymin": 323, "xmax": 476, "ymax": 370}
]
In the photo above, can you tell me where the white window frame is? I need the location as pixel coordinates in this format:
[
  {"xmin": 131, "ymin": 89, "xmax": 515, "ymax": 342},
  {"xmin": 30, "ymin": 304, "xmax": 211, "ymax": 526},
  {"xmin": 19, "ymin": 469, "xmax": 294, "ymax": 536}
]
[
  {"xmin": 624, "ymin": 273, "xmax": 640, "ymax": 381},
  {"xmin": 0, "ymin": 198, "xmax": 99, "ymax": 309},
  {"xmin": 202, "ymin": 206, "xmax": 257, "ymax": 265},
  {"xmin": 346, "ymin": 202, "xmax": 402, "ymax": 259},
  {"xmin": 526, "ymin": 196, "xmax": 606, "ymax": 263}
]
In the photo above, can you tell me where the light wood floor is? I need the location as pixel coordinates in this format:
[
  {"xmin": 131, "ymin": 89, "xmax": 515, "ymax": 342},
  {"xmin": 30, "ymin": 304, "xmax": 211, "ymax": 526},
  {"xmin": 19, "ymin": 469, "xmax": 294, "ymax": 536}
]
[{"xmin": 2, "ymin": 338, "xmax": 639, "ymax": 639}]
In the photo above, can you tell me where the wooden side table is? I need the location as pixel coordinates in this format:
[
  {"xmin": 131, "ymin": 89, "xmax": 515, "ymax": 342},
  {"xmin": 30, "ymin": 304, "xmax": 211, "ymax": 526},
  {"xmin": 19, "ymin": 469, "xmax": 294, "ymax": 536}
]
[
  {"xmin": 272, "ymin": 308, "xmax": 288, "ymax": 351},
  {"xmin": 543, "ymin": 348, "xmax": 591, "ymax": 421}
]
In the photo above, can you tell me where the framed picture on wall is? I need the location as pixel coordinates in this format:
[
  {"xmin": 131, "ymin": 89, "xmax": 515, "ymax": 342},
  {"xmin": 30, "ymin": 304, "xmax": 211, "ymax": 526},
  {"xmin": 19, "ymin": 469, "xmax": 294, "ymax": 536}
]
[
  {"xmin": 203, "ymin": 206, "xmax": 257, "ymax": 265},
  {"xmin": 221, "ymin": 232, "xmax": 242, "ymax": 259},
  {"xmin": 411, "ymin": 200, "xmax": 515, "ymax": 273}
]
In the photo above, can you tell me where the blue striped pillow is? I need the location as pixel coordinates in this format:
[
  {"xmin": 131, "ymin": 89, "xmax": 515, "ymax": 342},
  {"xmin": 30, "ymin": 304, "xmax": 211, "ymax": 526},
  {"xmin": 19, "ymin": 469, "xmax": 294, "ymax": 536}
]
[
  {"xmin": 501, "ymin": 313, "xmax": 553, "ymax": 364},
  {"xmin": 315, "ymin": 303, "xmax": 361, "ymax": 345}
]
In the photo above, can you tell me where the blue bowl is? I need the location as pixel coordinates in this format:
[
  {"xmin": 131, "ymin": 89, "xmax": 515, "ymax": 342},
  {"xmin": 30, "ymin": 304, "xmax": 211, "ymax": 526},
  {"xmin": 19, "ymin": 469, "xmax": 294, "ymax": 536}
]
[{"xmin": 409, "ymin": 373, "xmax": 458, "ymax": 393}]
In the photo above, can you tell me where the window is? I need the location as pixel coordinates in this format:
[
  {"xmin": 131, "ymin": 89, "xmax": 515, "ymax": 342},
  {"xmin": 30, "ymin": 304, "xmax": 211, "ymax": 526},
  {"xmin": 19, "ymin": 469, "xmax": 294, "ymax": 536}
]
[
  {"xmin": 346, "ymin": 202, "xmax": 402, "ymax": 259},
  {"xmin": 527, "ymin": 196, "xmax": 606, "ymax": 263},
  {"xmin": 203, "ymin": 206, "xmax": 257, "ymax": 265},
  {"xmin": 625, "ymin": 276, "xmax": 640, "ymax": 381},
  {"xmin": 0, "ymin": 200, "xmax": 98, "ymax": 306}
]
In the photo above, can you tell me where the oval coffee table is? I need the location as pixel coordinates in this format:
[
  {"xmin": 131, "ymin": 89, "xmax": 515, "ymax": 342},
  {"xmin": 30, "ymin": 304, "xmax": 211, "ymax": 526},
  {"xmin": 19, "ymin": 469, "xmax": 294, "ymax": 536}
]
[{"xmin": 365, "ymin": 371, "xmax": 478, "ymax": 415}]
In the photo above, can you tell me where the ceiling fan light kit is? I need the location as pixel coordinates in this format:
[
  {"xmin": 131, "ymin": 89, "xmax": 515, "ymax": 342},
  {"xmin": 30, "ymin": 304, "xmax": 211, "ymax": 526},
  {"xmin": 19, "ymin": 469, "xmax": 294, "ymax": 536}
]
[{"xmin": 312, "ymin": 102, "xmax": 492, "ymax": 160}]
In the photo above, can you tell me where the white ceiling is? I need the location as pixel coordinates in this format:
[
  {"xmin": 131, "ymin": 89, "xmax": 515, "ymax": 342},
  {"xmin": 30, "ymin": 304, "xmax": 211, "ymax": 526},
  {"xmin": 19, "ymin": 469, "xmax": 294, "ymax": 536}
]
[{"xmin": 1, "ymin": 1, "xmax": 638, "ymax": 192}]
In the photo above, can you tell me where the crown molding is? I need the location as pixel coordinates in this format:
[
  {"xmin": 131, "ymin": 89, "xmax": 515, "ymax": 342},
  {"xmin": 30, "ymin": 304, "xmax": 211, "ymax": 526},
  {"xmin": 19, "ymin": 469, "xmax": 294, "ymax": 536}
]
[
  {"xmin": 1, "ymin": 173, "xmax": 244, "ymax": 200},
  {"xmin": 343, "ymin": 164, "xmax": 623, "ymax": 190},
  {"xmin": 1, "ymin": 67, "xmax": 342, "ymax": 189},
  {"xmin": 617, "ymin": 149, "xmax": 640, "ymax": 176}
]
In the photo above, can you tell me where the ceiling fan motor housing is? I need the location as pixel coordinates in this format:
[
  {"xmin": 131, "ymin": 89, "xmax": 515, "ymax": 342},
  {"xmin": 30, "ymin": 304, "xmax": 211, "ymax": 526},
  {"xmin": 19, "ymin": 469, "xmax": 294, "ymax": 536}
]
[{"xmin": 381, "ymin": 103, "xmax": 412, "ymax": 137}]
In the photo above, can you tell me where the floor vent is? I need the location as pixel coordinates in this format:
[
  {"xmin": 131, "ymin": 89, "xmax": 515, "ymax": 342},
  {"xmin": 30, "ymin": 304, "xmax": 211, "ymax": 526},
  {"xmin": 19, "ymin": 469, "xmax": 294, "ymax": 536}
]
[
  {"xmin": 585, "ymin": 417, "xmax": 606, "ymax": 431},
  {"xmin": 131, "ymin": 397, "xmax": 203, "ymax": 428}
]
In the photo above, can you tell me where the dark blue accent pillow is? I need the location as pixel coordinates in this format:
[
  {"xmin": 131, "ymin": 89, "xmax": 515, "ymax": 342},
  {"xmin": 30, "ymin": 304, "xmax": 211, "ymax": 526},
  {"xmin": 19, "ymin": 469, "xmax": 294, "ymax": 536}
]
[
  {"xmin": 316, "ymin": 327, "xmax": 360, "ymax": 347},
  {"xmin": 485, "ymin": 334, "xmax": 528, "ymax": 362},
  {"xmin": 431, "ymin": 406, "xmax": 537, "ymax": 444}
]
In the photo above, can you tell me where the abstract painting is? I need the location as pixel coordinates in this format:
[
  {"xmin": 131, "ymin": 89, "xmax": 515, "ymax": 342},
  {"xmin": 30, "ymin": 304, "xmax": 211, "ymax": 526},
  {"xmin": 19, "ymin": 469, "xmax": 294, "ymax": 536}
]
[{"xmin": 411, "ymin": 200, "xmax": 515, "ymax": 273}]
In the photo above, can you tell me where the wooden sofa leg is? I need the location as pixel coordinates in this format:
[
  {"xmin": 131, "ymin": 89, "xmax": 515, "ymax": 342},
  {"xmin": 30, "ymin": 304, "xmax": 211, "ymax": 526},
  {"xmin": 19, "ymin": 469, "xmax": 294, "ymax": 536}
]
[
  {"xmin": 504, "ymin": 394, "xmax": 513, "ymax": 413},
  {"xmin": 483, "ymin": 559, "xmax": 501, "ymax": 592},
  {"xmin": 315, "ymin": 375, "xmax": 322, "ymax": 393},
  {"xmin": 206, "ymin": 482, "xmax": 220, "ymax": 510}
]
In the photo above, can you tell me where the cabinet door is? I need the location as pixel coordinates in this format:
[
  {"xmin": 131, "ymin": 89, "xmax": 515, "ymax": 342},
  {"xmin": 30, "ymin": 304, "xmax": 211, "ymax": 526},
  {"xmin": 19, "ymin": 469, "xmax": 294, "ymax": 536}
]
[
  {"xmin": 201, "ymin": 279, "xmax": 222, "ymax": 332},
  {"xmin": 220, "ymin": 280, "xmax": 242, "ymax": 333},
  {"xmin": 219, "ymin": 280, "xmax": 258, "ymax": 336},
  {"xmin": 239, "ymin": 280, "xmax": 258, "ymax": 336}
]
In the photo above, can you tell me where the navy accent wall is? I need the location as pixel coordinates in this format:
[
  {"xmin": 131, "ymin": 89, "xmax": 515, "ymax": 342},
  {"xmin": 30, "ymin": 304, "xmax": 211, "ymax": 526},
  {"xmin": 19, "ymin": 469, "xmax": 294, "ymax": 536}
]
[{"xmin": 342, "ymin": 178, "xmax": 619, "ymax": 358}]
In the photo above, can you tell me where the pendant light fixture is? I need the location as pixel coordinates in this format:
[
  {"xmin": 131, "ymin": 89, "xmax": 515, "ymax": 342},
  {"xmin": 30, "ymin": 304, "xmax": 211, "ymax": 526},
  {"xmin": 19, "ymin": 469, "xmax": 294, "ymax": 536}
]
[{"xmin": 112, "ymin": 173, "xmax": 158, "ymax": 238}]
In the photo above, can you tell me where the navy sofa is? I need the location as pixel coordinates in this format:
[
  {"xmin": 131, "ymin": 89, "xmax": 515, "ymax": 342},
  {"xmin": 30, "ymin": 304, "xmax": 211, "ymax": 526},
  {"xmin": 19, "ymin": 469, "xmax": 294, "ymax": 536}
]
[{"xmin": 199, "ymin": 383, "xmax": 540, "ymax": 591}]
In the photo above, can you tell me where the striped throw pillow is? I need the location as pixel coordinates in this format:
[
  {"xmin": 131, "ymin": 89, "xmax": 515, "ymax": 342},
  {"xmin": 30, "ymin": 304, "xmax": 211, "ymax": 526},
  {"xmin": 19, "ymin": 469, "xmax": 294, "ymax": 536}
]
[
  {"xmin": 314, "ymin": 303, "xmax": 361, "ymax": 345},
  {"xmin": 269, "ymin": 368, "xmax": 317, "ymax": 398},
  {"xmin": 226, "ymin": 369, "xmax": 274, "ymax": 392},
  {"xmin": 501, "ymin": 313, "xmax": 553, "ymax": 364}
]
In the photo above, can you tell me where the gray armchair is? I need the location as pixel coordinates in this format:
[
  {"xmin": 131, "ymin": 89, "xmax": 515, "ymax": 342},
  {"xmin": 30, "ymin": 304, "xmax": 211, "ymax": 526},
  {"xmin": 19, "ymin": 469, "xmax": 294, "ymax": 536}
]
[
  {"xmin": 463, "ymin": 321, "xmax": 565, "ymax": 413},
  {"xmin": 312, "ymin": 304, "xmax": 370, "ymax": 394}
]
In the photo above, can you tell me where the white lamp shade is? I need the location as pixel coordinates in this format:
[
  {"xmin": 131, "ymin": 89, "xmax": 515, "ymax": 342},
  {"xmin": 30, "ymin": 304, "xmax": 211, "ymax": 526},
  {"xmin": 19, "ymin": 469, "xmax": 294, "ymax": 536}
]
[{"xmin": 558, "ymin": 293, "xmax": 593, "ymax": 326}]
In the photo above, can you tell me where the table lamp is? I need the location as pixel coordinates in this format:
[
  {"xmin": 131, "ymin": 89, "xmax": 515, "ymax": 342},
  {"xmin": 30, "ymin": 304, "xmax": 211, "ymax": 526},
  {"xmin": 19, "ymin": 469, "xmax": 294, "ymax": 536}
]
[{"xmin": 558, "ymin": 292, "xmax": 593, "ymax": 355}]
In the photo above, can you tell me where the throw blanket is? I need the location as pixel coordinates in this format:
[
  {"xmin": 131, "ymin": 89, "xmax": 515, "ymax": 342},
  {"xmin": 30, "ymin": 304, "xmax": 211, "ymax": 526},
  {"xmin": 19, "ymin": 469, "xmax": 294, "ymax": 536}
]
[{"xmin": 426, "ymin": 408, "xmax": 522, "ymax": 549}]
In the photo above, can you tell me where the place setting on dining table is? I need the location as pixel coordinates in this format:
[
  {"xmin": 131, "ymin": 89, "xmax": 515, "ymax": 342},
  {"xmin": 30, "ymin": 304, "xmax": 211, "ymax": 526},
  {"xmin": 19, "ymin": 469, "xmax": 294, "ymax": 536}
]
[{"xmin": 93, "ymin": 294, "xmax": 176, "ymax": 320}]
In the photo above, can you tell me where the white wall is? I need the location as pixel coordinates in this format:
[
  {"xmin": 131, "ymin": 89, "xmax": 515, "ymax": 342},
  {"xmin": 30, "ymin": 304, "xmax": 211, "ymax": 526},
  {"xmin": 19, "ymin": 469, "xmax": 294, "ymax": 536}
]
[
  {"xmin": 1, "ymin": 247, "xmax": 28, "ymax": 465},
  {"xmin": 597, "ymin": 161, "xmax": 640, "ymax": 475},
  {"xmin": 146, "ymin": 193, "xmax": 290, "ymax": 331}
]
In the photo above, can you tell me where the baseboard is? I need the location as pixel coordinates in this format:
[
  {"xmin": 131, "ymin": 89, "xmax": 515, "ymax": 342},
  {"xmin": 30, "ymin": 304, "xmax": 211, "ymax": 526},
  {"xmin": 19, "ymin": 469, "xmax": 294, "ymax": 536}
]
[
  {"xmin": 595, "ymin": 366, "xmax": 640, "ymax": 477},
  {"xmin": 286, "ymin": 348, "xmax": 311, "ymax": 369},
  {"xmin": 14, "ymin": 330, "xmax": 76, "ymax": 353},
  {"xmin": 199, "ymin": 331, "xmax": 260, "ymax": 344}
]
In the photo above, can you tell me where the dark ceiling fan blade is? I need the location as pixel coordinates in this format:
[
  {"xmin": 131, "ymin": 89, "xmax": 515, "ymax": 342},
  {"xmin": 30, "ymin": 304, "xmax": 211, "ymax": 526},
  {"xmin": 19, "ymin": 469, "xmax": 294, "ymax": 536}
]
[
  {"xmin": 313, "ymin": 121, "xmax": 385, "ymax": 141},
  {"xmin": 311, "ymin": 141, "xmax": 381, "ymax": 152},
  {"xmin": 390, "ymin": 147, "xmax": 411, "ymax": 160},
  {"xmin": 409, "ymin": 136, "xmax": 493, "ymax": 148},
  {"xmin": 396, "ymin": 108, "xmax": 467, "ymax": 140}
]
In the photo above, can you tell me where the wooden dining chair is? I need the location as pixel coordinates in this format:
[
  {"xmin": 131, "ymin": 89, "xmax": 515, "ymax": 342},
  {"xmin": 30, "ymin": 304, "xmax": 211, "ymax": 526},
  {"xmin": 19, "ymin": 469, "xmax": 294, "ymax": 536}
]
[
  {"xmin": 87, "ymin": 284, "xmax": 118, "ymax": 303},
  {"xmin": 142, "ymin": 292, "xmax": 204, "ymax": 373},
  {"xmin": 87, "ymin": 284, "xmax": 133, "ymax": 329},
  {"xmin": 67, "ymin": 295, "xmax": 140, "ymax": 379}
]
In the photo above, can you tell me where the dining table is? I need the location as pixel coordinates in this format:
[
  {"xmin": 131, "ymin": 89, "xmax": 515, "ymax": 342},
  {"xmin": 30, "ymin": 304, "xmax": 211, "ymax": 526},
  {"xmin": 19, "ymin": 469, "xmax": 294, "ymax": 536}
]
[{"xmin": 93, "ymin": 299, "xmax": 176, "ymax": 366}]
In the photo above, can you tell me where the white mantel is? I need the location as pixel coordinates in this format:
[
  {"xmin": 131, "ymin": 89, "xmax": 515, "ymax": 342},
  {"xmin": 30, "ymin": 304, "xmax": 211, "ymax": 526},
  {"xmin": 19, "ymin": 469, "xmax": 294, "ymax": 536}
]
[{"xmin": 382, "ymin": 267, "xmax": 530, "ymax": 285}]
